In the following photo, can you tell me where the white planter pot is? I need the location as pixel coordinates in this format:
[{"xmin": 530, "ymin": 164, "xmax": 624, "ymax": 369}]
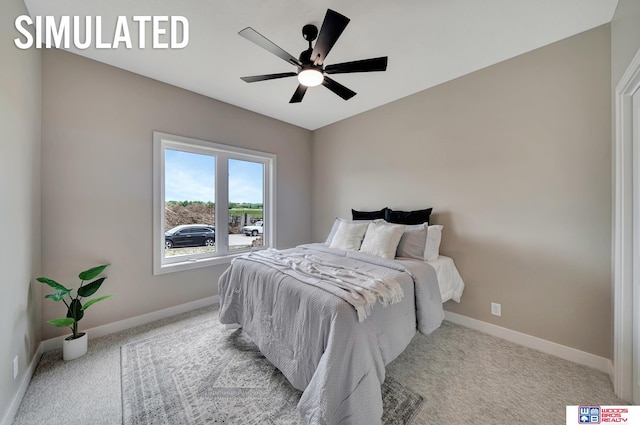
[{"xmin": 63, "ymin": 332, "xmax": 88, "ymax": 361}]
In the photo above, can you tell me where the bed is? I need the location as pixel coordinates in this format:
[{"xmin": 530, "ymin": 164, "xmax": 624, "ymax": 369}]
[{"xmin": 218, "ymin": 219, "xmax": 465, "ymax": 424}]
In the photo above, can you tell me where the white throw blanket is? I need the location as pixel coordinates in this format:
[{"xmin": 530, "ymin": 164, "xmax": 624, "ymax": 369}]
[{"xmin": 240, "ymin": 249, "xmax": 404, "ymax": 322}]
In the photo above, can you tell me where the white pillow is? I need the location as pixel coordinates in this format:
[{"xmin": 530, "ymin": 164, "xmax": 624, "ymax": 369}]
[
  {"xmin": 359, "ymin": 222, "xmax": 406, "ymax": 259},
  {"xmin": 424, "ymin": 225, "xmax": 443, "ymax": 261},
  {"xmin": 325, "ymin": 218, "xmax": 374, "ymax": 245},
  {"xmin": 329, "ymin": 221, "xmax": 369, "ymax": 251},
  {"xmin": 324, "ymin": 218, "xmax": 341, "ymax": 245}
]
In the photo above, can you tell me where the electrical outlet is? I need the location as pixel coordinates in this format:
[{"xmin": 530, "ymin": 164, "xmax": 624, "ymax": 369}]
[
  {"xmin": 13, "ymin": 356, "xmax": 18, "ymax": 380},
  {"xmin": 491, "ymin": 302, "xmax": 502, "ymax": 317}
]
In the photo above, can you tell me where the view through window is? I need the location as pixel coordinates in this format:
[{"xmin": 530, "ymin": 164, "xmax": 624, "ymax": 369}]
[
  {"xmin": 153, "ymin": 132, "xmax": 274, "ymax": 274},
  {"xmin": 228, "ymin": 158, "xmax": 264, "ymax": 251},
  {"xmin": 164, "ymin": 149, "xmax": 216, "ymax": 258}
]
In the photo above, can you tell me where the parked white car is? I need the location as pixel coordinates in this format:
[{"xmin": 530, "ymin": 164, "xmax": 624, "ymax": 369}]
[{"xmin": 242, "ymin": 221, "xmax": 263, "ymax": 236}]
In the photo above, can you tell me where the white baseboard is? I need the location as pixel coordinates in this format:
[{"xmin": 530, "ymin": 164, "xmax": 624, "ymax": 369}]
[
  {"xmin": 8, "ymin": 301, "xmax": 613, "ymax": 425},
  {"xmin": 2, "ymin": 341, "xmax": 43, "ymax": 425},
  {"xmin": 5, "ymin": 296, "xmax": 219, "ymax": 425},
  {"xmin": 444, "ymin": 311, "xmax": 613, "ymax": 376},
  {"xmin": 42, "ymin": 295, "xmax": 219, "ymax": 352}
]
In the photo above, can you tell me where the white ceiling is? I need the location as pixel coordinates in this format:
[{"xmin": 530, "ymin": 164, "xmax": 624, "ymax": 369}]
[{"xmin": 24, "ymin": 0, "xmax": 618, "ymax": 130}]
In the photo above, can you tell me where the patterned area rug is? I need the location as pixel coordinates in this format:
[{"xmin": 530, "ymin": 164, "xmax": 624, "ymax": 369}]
[{"xmin": 121, "ymin": 319, "xmax": 423, "ymax": 424}]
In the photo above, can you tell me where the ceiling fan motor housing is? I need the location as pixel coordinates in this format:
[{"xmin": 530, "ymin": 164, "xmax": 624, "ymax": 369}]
[{"xmin": 299, "ymin": 48, "xmax": 314, "ymax": 65}]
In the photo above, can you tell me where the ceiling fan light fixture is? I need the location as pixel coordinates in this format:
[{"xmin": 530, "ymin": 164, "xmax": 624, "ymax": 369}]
[{"xmin": 297, "ymin": 68, "xmax": 324, "ymax": 87}]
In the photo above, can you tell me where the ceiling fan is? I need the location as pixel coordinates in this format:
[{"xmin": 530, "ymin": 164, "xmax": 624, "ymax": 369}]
[{"xmin": 239, "ymin": 9, "xmax": 388, "ymax": 103}]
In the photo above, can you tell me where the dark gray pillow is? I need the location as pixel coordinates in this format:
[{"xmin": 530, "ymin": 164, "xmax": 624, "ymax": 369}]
[
  {"xmin": 385, "ymin": 208, "xmax": 432, "ymax": 225},
  {"xmin": 352, "ymin": 207, "xmax": 388, "ymax": 220}
]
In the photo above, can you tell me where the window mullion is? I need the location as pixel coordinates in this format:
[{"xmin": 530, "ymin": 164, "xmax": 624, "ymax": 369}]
[
  {"xmin": 264, "ymin": 157, "xmax": 275, "ymax": 248},
  {"xmin": 216, "ymin": 154, "xmax": 229, "ymax": 255}
]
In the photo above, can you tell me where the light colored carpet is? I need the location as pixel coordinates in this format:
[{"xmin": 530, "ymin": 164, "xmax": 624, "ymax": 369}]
[
  {"xmin": 121, "ymin": 323, "xmax": 423, "ymax": 424},
  {"xmin": 12, "ymin": 305, "xmax": 625, "ymax": 424}
]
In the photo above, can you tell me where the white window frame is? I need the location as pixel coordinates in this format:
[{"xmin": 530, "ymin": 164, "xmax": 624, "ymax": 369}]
[{"xmin": 153, "ymin": 132, "xmax": 276, "ymax": 275}]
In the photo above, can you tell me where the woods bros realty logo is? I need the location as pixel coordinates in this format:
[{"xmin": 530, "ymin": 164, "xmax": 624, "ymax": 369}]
[
  {"xmin": 566, "ymin": 405, "xmax": 639, "ymax": 424},
  {"xmin": 14, "ymin": 15, "xmax": 189, "ymax": 49}
]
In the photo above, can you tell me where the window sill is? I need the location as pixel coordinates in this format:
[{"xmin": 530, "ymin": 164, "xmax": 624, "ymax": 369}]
[{"xmin": 154, "ymin": 247, "xmax": 266, "ymax": 275}]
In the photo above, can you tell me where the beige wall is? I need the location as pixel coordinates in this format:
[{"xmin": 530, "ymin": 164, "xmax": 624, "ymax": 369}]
[
  {"xmin": 0, "ymin": 0, "xmax": 42, "ymax": 420},
  {"xmin": 312, "ymin": 25, "xmax": 612, "ymax": 358},
  {"xmin": 611, "ymin": 0, "xmax": 640, "ymax": 86},
  {"xmin": 40, "ymin": 50, "xmax": 312, "ymax": 340}
]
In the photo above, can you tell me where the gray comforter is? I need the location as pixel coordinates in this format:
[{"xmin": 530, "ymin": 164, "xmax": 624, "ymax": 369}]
[{"xmin": 218, "ymin": 243, "xmax": 444, "ymax": 425}]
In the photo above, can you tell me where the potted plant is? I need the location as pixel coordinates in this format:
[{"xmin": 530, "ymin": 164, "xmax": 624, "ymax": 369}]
[{"xmin": 38, "ymin": 264, "xmax": 113, "ymax": 360}]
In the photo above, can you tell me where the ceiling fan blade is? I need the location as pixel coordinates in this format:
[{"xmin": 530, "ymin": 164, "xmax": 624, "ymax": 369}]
[
  {"xmin": 324, "ymin": 57, "xmax": 388, "ymax": 74},
  {"xmin": 239, "ymin": 27, "xmax": 302, "ymax": 67},
  {"xmin": 311, "ymin": 9, "xmax": 350, "ymax": 66},
  {"xmin": 289, "ymin": 84, "xmax": 308, "ymax": 103},
  {"xmin": 241, "ymin": 72, "xmax": 297, "ymax": 83},
  {"xmin": 322, "ymin": 77, "xmax": 356, "ymax": 100}
]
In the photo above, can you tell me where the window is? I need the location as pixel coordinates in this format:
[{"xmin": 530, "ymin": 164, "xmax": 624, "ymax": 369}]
[{"xmin": 153, "ymin": 132, "xmax": 275, "ymax": 274}]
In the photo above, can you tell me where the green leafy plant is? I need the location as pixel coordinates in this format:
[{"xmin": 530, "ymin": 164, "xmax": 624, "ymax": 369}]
[{"xmin": 37, "ymin": 264, "xmax": 114, "ymax": 339}]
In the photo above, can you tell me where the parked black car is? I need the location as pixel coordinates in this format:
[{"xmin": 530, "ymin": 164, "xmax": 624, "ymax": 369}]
[{"xmin": 165, "ymin": 224, "xmax": 215, "ymax": 249}]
